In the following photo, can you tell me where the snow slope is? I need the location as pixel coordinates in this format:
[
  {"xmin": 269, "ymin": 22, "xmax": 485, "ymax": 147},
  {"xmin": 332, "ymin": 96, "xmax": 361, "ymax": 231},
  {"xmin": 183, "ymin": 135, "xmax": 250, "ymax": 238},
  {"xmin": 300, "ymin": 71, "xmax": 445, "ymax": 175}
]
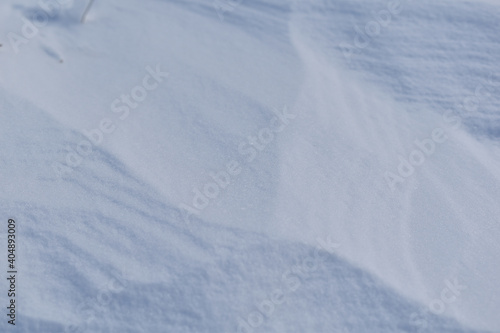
[{"xmin": 1, "ymin": 0, "xmax": 499, "ymax": 332}]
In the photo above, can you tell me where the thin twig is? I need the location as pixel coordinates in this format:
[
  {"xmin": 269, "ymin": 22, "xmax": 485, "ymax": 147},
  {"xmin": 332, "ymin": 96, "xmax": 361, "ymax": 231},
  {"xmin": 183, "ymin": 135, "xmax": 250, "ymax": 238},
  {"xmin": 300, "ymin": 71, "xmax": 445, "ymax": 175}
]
[{"xmin": 81, "ymin": 0, "xmax": 95, "ymax": 23}]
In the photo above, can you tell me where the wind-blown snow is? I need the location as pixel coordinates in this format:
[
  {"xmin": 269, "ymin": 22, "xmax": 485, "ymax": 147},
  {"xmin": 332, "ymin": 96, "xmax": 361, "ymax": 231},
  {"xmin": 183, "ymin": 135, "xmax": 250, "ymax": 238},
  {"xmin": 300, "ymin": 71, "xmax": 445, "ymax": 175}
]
[{"xmin": 1, "ymin": 0, "xmax": 499, "ymax": 332}]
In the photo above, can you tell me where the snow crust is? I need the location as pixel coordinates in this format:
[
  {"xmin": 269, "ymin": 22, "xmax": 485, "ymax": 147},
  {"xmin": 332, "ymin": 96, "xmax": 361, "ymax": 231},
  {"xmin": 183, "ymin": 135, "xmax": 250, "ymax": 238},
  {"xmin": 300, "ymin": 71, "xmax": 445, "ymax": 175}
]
[{"xmin": 1, "ymin": 0, "xmax": 499, "ymax": 332}]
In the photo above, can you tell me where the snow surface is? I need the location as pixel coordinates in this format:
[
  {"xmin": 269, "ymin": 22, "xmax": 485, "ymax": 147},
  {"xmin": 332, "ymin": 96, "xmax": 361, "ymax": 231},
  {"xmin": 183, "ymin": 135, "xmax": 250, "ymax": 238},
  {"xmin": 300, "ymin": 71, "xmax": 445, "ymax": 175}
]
[{"xmin": 1, "ymin": 0, "xmax": 499, "ymax": 332}]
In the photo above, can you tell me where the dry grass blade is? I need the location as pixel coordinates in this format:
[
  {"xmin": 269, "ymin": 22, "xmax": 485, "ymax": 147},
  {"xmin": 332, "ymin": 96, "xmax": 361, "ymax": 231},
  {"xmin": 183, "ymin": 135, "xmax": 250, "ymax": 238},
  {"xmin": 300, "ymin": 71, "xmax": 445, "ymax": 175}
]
[{"xmin": 81, "ymin": 0, "xmax": 95, "ymax": 23}]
